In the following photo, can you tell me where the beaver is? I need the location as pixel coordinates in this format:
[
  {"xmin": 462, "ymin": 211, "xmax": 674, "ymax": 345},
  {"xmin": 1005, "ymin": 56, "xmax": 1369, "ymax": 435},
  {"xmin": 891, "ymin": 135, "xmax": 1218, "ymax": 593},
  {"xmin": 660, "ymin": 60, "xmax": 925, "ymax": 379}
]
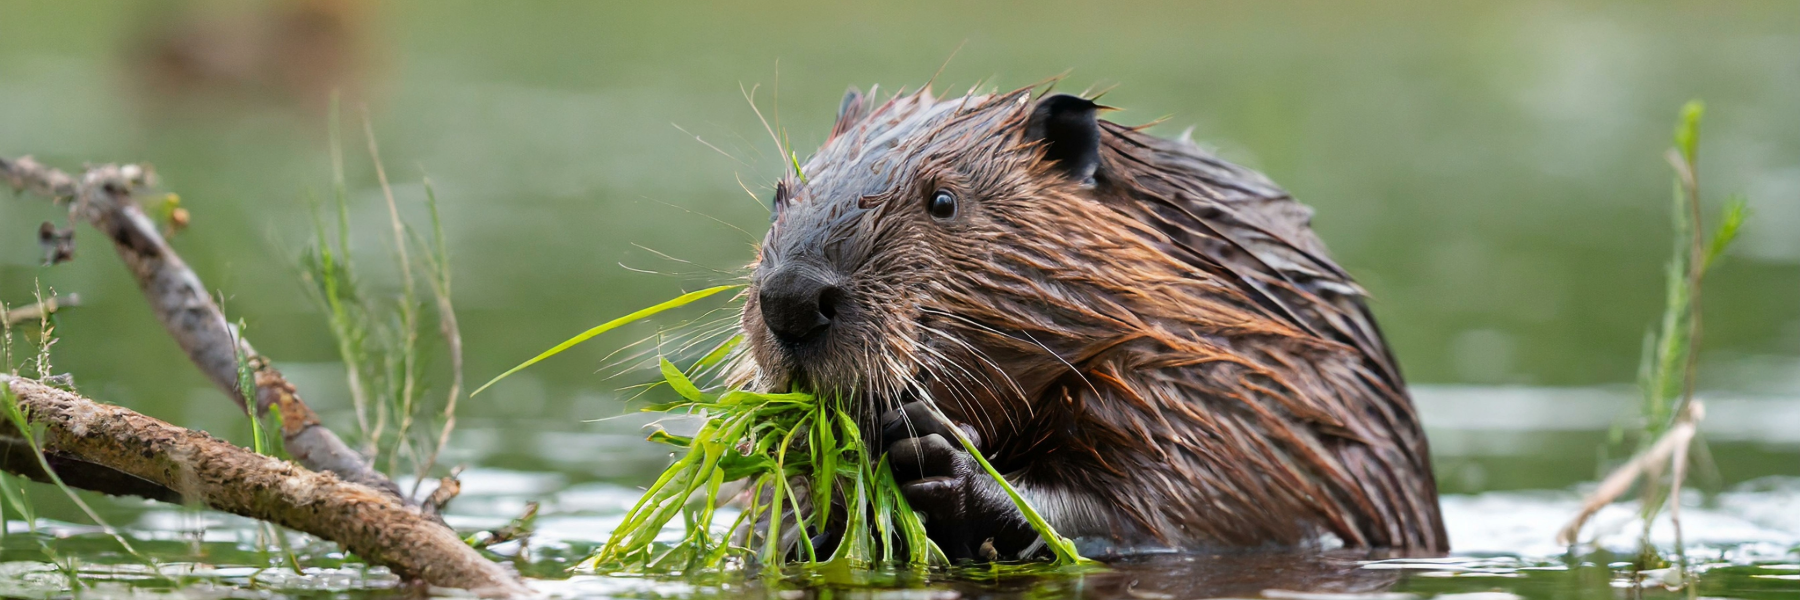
[{"xmin": 737, "ymin": 84, "xmax": 1446, "ymax": 561}]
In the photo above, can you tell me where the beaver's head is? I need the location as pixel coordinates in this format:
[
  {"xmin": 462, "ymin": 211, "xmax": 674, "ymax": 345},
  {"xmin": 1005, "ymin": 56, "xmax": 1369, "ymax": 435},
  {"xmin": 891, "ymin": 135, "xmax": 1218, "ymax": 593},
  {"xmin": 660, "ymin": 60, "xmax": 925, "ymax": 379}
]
[{"xmin": 741, "ymin": 87, "xmax": 1117, "ymax": 425}]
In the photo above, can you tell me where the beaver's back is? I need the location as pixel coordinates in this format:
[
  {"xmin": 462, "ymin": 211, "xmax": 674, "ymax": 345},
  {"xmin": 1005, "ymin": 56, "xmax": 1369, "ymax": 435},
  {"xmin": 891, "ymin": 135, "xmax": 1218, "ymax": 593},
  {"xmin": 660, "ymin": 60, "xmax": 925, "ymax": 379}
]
[{"xmin": 1052, "ymin": 120, "xmax": 1446, "ymax": 550}]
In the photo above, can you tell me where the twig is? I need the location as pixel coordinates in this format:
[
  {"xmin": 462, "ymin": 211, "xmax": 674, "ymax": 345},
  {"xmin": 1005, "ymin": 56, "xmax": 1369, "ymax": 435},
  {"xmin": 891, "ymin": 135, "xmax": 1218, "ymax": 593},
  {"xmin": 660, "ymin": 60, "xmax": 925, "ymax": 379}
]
[
  {"xmin": 411, "ymin": 178, "xmax": 462, "ymax": 499},
  {"xmin": 1, "ymin": 294, "xmax": 79, "ymax": 327},
  {"xmin": 0, "ymin": 375, "xmax": 529, "ymax": 597},
  {"xmin": 0, "ymin": 155, "xmax": 403, "ymax": 499},
  {"xmin": 361, "ymin": 113, "xmax": 420, "ymax": 478},
  {"xmin": 1555, "ymin": 400, "xmax": 1705, "ymax": 546},
  {"xmin": 470, "ymin": 501, "xmax": 539, "ymax": 550}
]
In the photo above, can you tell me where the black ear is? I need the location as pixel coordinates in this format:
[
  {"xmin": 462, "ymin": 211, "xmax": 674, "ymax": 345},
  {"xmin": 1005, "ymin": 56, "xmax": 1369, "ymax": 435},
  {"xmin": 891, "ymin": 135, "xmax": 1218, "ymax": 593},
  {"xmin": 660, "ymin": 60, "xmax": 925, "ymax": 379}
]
[
  {"xmin": 831, "ymin": 86, "xmax": 868, "ymax": 138},
  {"xmin": 1025, "ymin": 94, "xmax": 1102, "ymax": 184}
]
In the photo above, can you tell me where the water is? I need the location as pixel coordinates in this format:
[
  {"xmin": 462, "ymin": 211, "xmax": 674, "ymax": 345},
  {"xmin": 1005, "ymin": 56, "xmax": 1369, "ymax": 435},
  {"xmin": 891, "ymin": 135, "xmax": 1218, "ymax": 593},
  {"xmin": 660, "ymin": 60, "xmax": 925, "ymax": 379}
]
[
  {"xmin": 1, "ymin": 1, "xmax": 1799, "ymax": 598},
  {"xmin": 5, "ymin": 469, "xmax": 1800, "ymax": 598}
]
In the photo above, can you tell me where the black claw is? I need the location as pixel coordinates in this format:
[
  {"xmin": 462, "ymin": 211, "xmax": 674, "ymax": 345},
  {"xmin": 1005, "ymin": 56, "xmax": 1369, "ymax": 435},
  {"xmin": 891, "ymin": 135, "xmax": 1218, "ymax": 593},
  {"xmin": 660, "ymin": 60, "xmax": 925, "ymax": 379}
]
[
  {"xmin": 874, "ymin": 400, "xmax": 1033, "ymax": 562},
  {"xmin": 879, "ymin": 401, "xmax": 957, "ymax": 448},
  {"xmin": 889, "ymin": 434, "xmax": 961, "ymax": 481}
]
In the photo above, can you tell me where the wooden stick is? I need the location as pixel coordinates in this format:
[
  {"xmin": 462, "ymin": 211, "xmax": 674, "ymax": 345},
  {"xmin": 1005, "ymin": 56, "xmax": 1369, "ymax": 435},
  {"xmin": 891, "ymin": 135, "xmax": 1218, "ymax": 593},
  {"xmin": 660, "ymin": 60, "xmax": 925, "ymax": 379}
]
[
  {"xmin": 0, "ymin": 433, "xmax": 185, "ymax": 504},
  {"xmin": 1555, "ymin": 400, "xmax": 1705, "ymax": 546},
  {"xmin": 1, "ymin": 294, "xmax": 79, "ymax": 327},
  {"xmin": 1, "ymin": 156, "xmax": 400, "ymax": 498},
  {"xmin": 0, "ymin": 375, "xmax": 530, "ymax": 597}
]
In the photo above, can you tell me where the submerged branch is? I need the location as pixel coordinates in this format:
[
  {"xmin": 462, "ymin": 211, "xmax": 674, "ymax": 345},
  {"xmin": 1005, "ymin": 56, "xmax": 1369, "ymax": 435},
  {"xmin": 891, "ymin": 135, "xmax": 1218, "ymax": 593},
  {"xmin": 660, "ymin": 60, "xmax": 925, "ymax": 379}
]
[
  {"xmin": 0, "ymin": 375, "xmax": 529, "ymax": 597},
  {"xmin": 0, "ymin": 432, "xmax": 185, "ymax": 504},
  {"xmin": 1, "ymin": 155, "xmax": 401, "ymax": 499},
  {"xmin": 1555, "ymin": 400, "xmax": 1705, "ymax": 546}
]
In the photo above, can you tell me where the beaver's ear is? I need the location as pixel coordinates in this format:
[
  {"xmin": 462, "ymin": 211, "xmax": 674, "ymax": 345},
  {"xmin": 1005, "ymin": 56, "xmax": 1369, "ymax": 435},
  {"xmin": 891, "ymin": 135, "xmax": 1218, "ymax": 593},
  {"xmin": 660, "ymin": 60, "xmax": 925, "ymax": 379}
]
[
  {"xmin": 1025, "ymin": 94, "xmax": 1102, "ymax": 184},
  {"xmin": 831, "ymin": 86, "xmax": 868, "ymax": 139}
]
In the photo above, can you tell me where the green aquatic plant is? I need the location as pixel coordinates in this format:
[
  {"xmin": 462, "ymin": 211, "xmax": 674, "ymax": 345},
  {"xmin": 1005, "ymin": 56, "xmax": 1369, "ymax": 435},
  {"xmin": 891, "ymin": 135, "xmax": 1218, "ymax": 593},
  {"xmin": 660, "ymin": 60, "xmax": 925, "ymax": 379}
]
[
  {"xmin": 1561, "ymin": 100, "xmax": 1749, "ymax": 579},
  {"xmin": 583, "ymin": 358, "xmax": 936, "ymax": 572},
  {"xmin": 1627, "ymin": 100, "xmax": 1744, "ymax": 567},
  {"xmin": 477, "ymin": 287, "xmax": 1089, "ymax": 573},
  {"xmin": 298, "ymin": 96, "xmax": 466, "ymax": 487},
  {"xmin": 0, "ymin": 285, "xmax": 164, "ymax": 584},
  {"xmin": 1639, "ymin": 101, "xmax": 1744, "ymax": 439}
]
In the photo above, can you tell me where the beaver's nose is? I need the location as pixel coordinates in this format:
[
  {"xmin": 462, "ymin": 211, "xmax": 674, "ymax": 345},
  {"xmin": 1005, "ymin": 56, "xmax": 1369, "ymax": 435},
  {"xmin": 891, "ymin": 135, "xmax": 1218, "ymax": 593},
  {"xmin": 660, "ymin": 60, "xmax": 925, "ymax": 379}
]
[{"xmin": 759, "ymin": 269, "xmax": 840, "ymax": 346}]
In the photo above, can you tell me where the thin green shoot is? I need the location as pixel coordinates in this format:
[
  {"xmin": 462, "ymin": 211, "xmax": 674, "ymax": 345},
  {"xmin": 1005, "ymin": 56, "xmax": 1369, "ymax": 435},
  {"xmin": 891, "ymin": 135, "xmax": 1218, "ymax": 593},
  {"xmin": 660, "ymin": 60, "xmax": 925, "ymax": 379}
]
[
  {"xmin": 0, "ymin": 471, "xmax": 34, "ymax": 537},
  {"xmin": 29, "ymin": 285, "xmax": 56, "ymax": 383},
  {"xmin": 1703, "ymin": 196, "xmax": 1746, "ymax": 271},
  {"xmin": 914, "ymin": 400, "xmax": 1089, "ymax": 565},
  {"xmin": 227, "ymin": 314, "xmax": 271, "ymax": 456},
  {"xmin": 409, "ymin": 177, "xmax": 464, "ymax": 497},
  {"xmin": 1623, "ymin": 100, "xmax": 1747, "ymax": 571},
  {"xmin": 0, "ymin": 471, "xmax": 79, "ymax": 589},
  {"xmin": 361, "ymin": 110, "xmax": 422, "ymax": 477},
  {"xmin": 225, "ymin": 271, "xmax": 307, "ymax": 577},
  {"xmin": 322, "ymin": 93, "xmax": 375, "ymax": 445},
  {"xmin": 471, "ymin": 284, "xmax": 742, "ymax": 396},
  {"xmin": 1, "ymin": 299, "xmax": 14, "ymax": 373},
  {"xmin": 302, "ymin": 105, "xmax": 467, "ymax": 490},
  {"xmin": 0, "ymin": 293, "xmax": 52, "ymax": 577},
  {"xmin": 264, "ymin": 404, "xmax": 288, "ymax": 459}
]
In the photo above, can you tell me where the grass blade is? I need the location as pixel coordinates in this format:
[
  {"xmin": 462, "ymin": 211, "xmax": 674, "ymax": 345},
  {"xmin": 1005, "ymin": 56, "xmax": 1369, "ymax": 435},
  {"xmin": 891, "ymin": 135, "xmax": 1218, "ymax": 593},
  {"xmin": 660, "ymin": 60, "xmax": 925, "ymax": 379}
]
[{"xmin": 472, "ymin": 284, "xmax": 741, "ymax": 396}]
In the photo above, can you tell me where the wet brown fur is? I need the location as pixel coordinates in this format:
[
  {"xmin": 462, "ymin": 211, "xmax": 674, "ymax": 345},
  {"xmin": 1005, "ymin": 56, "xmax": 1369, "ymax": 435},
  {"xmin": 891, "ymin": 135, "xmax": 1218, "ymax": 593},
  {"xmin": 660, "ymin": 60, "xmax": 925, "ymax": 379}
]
[{"xmin": 737, "ymin": 85, "xmax": 1447, "ymax": 552}]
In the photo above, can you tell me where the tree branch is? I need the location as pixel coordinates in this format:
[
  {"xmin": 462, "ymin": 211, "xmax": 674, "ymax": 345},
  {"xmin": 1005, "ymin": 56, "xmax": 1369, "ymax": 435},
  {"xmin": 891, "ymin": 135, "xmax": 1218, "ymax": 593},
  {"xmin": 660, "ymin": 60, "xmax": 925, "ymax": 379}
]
[
  {"xmin": 1, "ymin": 155, "xmax": 400, "ymax": 499},
  {"xmin": 1, "ymin": 294, "xmax": 79, "ymax": 327},
  {"xmin": 0, "ymin": 432, "xmax": 185, "ymax": 504},
  {"xmin": 0, "ymin": 375, "xmax": 529, "ymax": 597}
]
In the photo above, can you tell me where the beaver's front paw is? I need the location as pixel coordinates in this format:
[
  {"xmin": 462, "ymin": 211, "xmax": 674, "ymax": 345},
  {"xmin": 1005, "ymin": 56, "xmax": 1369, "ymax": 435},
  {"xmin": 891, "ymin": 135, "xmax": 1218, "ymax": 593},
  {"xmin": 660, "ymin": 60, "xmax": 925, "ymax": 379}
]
[{"xmin": 879, "ymin": 401, "xmax": 1039, "ymax": 561}]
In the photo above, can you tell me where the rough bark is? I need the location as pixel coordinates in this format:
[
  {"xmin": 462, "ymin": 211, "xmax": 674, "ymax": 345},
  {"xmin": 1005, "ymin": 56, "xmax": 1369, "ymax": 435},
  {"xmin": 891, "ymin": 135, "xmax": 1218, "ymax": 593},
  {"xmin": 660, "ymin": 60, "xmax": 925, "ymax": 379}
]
[
  {"xmin": 0, "ymin": 375, "xmax": 530, "ymax": 597},
  {"xmin": 1, "ymin": 155, "xmax": 399, "ymax": 498},
  {"xmin": 0, "ymin": 434, "xmax": 185, "ymax": 504}
]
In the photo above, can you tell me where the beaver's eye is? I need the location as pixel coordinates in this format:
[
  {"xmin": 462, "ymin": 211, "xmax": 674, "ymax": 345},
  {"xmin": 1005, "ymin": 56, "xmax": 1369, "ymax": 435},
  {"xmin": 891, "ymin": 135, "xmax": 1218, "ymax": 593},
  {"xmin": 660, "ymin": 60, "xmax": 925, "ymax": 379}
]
[{"xmin": 927, "ymin": 190, "xmax": 957, "ymax": 220}]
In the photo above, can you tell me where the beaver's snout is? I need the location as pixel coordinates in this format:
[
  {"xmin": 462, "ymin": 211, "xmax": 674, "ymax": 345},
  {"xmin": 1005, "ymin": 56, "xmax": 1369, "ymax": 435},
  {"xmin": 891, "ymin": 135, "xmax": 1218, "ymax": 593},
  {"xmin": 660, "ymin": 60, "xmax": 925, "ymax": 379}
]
[{"xmin": 757, "ymin": 267, "xmax": 842, "ymax": 347}]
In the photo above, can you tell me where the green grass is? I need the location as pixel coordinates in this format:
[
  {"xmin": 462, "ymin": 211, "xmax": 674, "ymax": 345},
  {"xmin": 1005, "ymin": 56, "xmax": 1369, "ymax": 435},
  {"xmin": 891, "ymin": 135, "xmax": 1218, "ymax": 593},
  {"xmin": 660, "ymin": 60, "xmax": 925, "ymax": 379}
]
[
  {"xmin": 479, "ymin": 289, "xmax": 1089, "ymax": 575},
  {"xmin": 298, "ymin": 96, "xmax": 466, "ymax": 489},
  {"xmin": 583, "ymin": 356, "xmax": 940, "ymax": 572},
  {"xmin": 0, "ymin": 284, "xmax": 165, "ymax": 585},
  {"xmin": 471, "ymin": 285, "xmax": 742, "ymax": 397}
]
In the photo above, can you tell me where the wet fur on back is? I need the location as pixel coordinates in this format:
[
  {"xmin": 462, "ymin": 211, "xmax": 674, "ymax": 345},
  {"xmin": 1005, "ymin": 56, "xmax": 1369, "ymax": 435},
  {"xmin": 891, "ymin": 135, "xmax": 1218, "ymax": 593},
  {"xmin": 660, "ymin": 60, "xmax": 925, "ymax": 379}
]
[{"xmin": 737, "ymin": 85, "xmax": 1447, "ymax": 554}]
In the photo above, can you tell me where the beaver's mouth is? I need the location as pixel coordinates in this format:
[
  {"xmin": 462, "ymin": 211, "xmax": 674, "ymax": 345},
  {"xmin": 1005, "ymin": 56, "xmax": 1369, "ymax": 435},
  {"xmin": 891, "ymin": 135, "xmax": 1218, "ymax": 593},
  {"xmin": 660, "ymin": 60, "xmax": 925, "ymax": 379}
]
[{"xmin": 779, "ymin": 365, "xmax": 930, "ymax": 424}]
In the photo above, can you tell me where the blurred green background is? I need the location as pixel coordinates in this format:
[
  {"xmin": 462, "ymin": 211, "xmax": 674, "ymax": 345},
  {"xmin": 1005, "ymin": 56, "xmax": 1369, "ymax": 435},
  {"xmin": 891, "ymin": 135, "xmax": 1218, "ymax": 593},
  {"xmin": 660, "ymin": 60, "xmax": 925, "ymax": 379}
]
[{"xmin": 2, "ymin": 1, "xmax": 1797, "ymax": 498}]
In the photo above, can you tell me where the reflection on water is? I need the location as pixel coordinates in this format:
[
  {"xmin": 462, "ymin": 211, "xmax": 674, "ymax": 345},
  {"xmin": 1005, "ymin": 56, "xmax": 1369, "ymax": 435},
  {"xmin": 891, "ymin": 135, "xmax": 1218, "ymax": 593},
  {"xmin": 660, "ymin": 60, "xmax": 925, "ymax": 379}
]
[{"xmin": 5, "ymin": 466, "xmax": 1800, "ymax": 598}]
